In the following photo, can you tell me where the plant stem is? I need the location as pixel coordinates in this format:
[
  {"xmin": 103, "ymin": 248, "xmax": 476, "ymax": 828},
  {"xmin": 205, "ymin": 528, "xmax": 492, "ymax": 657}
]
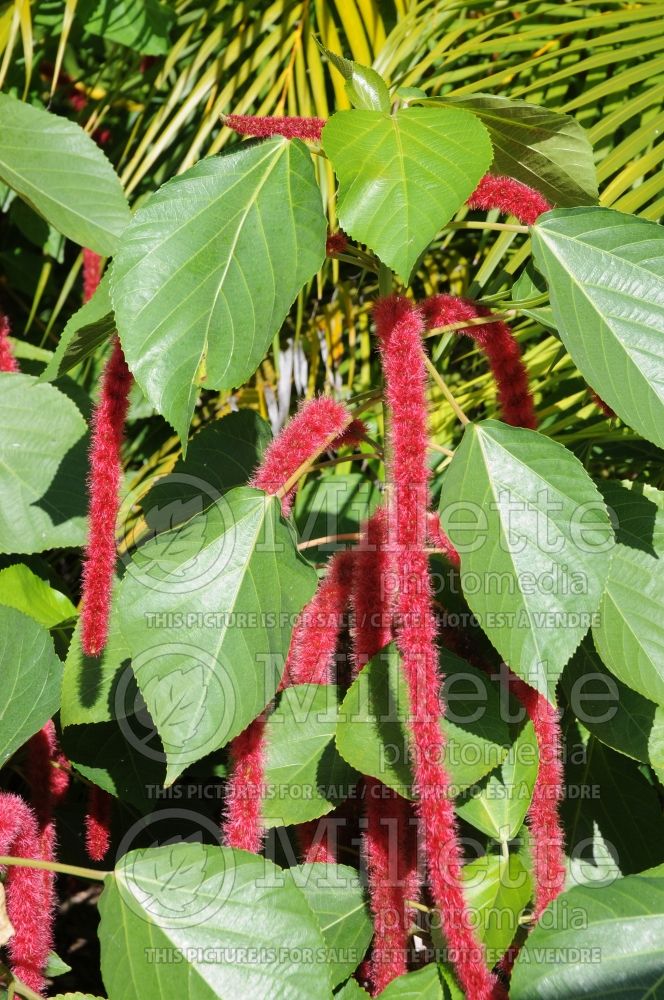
[
  {"xmin": 10, "ymin": 977, "xmax": 43, "ymax": 1000},
  {"xmin": 378, "ymin": 262, "xmax": 393, "ymax": 297},
  {"xmin": 424, "ymin": 311, "xmax": 515, "ymax": 339},
  {"xmin": 0, "ymin": 855, "xmax": 109, "ymax": 881},
  {"xmin": 424, "ymin": 355, "xmax": 469, "ymax": 426},
  {"xmin": 444, "ymin": 220, "xmax": 529, "ymax": 235},
  {"xmin": 298, "ymin": 532, "xmax": 361, "ymax": 551},
  {"xmin": 310, "ymin": 451, "xmax": 382, "ymax": 471}
]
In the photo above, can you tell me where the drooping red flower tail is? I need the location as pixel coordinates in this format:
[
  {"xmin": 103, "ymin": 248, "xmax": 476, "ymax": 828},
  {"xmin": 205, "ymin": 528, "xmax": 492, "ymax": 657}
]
[
  {"xmin": 467, "ymin": 174, "xmax": 551, "ymax": 226},
  {"xmin": 350, "ymin": 508, "xmax": 420, "ymax": 993},
  {"xmin": 222, "ymin": 714, "xmax": 268, "ymax": 853},
  {"xmin": 331, "ymin": 417, "xmax": 367, "ymax": 450},
  {"xmin": 82, "ymin": 249, "xmax": 103, "ymax": 303},
  {"xmin": 249, "ymin": 395, "xmax": 352, "ymax": 515},
  {"xmin": 297, "ymin": 819, "xmax": 339, "ymax": 864},
  {"xmin": 282, "ymin": 549, "xmax": 354, "ymax": 688},
  {"xmin": 80, "ymin": 337, "xmax": 133, "ymax": 657},
  {"xmin": 426, "ymin": 511, "xmax": 460, "ymax": 567},
  {"xmin": 374, "ymin": 295, "xmax": 496, "ymax": 1000},
  {"xmin": 223, "ymin": 114, "xmax": 325, "ymax": 141},
  {"xmin": 25, "ymin": 721, "xmax": 70, "ymax": 829},
  {"xmin": 0, "ymin": 792, "xmax": 55, "ymax": 995},
  {"xmin": 85, "ymin": 785, "xmax": 112, "ymax": 862},
  {"xmin": 224, "ymin": 398, "xmax": 352, "ymax": 853},
  {"xmin": 508, "ymin": 675, "xmax": 566, "ymax": 920},
  {"xmin": 0, "ymin": 313, "xmax": 19, "ymax": 372},
  {"xmin": 422, "ymin": 295, "xmax": 537, "ymax": 430}
]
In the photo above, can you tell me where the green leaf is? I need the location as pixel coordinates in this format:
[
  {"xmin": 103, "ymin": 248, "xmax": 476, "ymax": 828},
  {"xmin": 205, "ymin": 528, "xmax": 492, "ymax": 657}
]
[
  {"xmin": 52, "ymin": 994, "xmax": 106, "ymax": 999},
  {"xmin": 44, "ymin": 951, "xmax": 72, "ymax": 977},
  {"xmin": 118, "ymin": 487, "xmax": 317, "ymax": 784},
  {"xmin": 319, "ymin": 44, "xmax": 391, "ymax": 112},
  {"xmin": 599, "ymin": 480, "xmax": 664, "ymax": 558},
  {"xmin": 0, "ymin": 94, "xmax": 130, "ymax": 255},
  {"xmin": 98, "ymin": 845, "xmax": 330, "ymax": 999},
  {"xmin": 0, "ymin": 606, "xmax": 63, "ymax": 767},
  {"xmin": 61, "ymin": 717, "xmax": 165, "ymax": 810},
  {"xmin": 440, "ymin": 421, "xmax": 614, "ymax": 701},
  {"xmin": 141, "ymin": 410, "xmax": 272, "ymax": 534},
  {"xmin": 461, "ymin": 854, "xmax": 532, "ymax": 966},
  {"xmin": 424, "ymin": 94, "xmax": 597, "ymax": 206},
  {"xmin": 335, "ymin": 643, "xmax": 510, "ymax": 799},
  {"xmin": 40, "ymin": 272, "xmax": 115, "ymax": 382},
  {"xmin": 511, "ymin": 875, "xmax": 664, "ymax": 998},
  {"xmin": 285, "ymin": 863, "xmax": 372, "ymax": 987},
  {"xmin": 562, "ymin": 638, "xmax": 664, "ymax": 771},
  {"xmin": 562, "ymin": 723, "xmax": 664, "ymax": 877},
  {"xmin": 262, "ymin": 685, "xmax": 358, "ymax": 827},
  {"xmin": 336, "ymin": 981, "xmax": 369, "ymax": 999},
  {"xmin": 322, "ymin": 108, "xmax": 492, "ymax": 280},
  {"xmin": 456, "ymin": 721, "xmax": 539, "ymax": 842},
  {"xmin": 79, "ymin": 0, "xmax": 173, "ymax": 55},
  {"xmin": 111, "ymin": 138, "xmax": 326, "ymax": 443},
  {"xmin": 0, "ymin": 563, "xmax": 76, "ymax": 627},
  {"xmin": 377, "ymin": 964, "xmax": 442, "ymax": 999},
  {"xmin": 0, "ymin": 373, "xmax": 88, "ymax": 554},
  {"xmin": 532, "ymin": 207, "xmax": 664, "ymax": 449},
  {"xmin": 592, "ymin": 543, "xmax": 664, "ymax": 705}
]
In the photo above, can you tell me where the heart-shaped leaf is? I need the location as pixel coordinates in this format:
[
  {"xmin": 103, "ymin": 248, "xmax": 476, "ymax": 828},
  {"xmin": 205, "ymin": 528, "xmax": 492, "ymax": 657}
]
[
  {"xmin": 532, "ymin": 207, "xmax": 664, "ymax": 448},
  {"xmin": 322, "ymin": 108, "xmax": 492, "ymax": 279},
  {"xmin": 118, "ymin": 487, "xmax": 316, "ymax": 783},
  {"xmin": 0, "ymin": 93, "xmax": 130, "ymax": 254},
  {"xmin": 98, "ymin": 845, "xmax": 331, "ymax": 999},
  {"xmin": 111, "ymin": 137, "xmax": 326, "ymax": 443},
  {"xmin": 440, "ymin": 421, "xmax": 614, "ymax": 701}
]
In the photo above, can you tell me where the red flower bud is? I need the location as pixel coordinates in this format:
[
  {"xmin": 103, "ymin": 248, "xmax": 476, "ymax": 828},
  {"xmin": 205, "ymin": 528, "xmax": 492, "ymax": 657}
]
[
  {"xmin": 223, "ymin": 114, "xmax": 325, "ymax": 141},
  {"xmin": 468, "ymin": 174, "xmax": 551, "ymax": 226}
]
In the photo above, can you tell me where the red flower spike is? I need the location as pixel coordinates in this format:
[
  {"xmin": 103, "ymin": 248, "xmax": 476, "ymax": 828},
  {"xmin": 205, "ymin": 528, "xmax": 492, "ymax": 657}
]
[
  {"xmin": 224, "ymin": 398, "xmax": 351, "ymax": 854},
  {"xmin": 426, "ymin": 511, "xmax": 460, "ymax": 567},
  {"xmin": 350, "ymin": 508, "xmax": 420, "ymax": 994},
  {"xmin": 249, "ymin": 395, "xmax": 351, "ymax": 515},
  {"xmin": 82, "ymin": 249, "xmax": 103, "ymax": 303},
  {"xmin": 283, "ymin": 549, "xmax": 354, "ymax": 688},
  {"xmin": 326, "ymin": 231, "xmax": 348, "ymax": 256},
  {"xmin": 330, "ymin": 417, "xmax": 367, "ymax": 450},
  {"xmin": 0, "ymin": 792, "xmax": 55, "ymax": 995},
  {"xmin": 0, "ymin": 313, "xmax": 19, "ymax": 373},
  {"xmin": 422, "ymin": 295, "xmax": 537, "ymax": 430},
  {"xmin": 509, "ymin": 676, "xmax": 566, "ymax": 919},
  {"xmin": 223, "ymin": 114, "xmax": 325, "ymax": 141},
  {"xmin": 374, "ymin": 295, "xmax": 496, "ymax": 1000},
  {"xmin": 297, "ymin": 819, "xmax": 339, "ymax": 864},
  {"xmin": 26, "ymin": 722, "xmax": 70, "ymax": 827},
  {"xmin": 85, "ymin": 786, "xmax": 112, "ymax": 862},
  {"xmin": 467, "ymin": 174, "xmax": 551, "ymax": 226},
  {"xmin": 80, "ymin": 337, "xmax": 133, "ymax": 657},
  {"xmin": 222, "ymin": 714, "xmax": 268, "ymax": 854}
]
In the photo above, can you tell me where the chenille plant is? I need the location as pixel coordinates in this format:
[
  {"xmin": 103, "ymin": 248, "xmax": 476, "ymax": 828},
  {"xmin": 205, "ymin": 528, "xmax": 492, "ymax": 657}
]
[{"xmin": 1, "ymin": 10, "xmax": 664, "ymax": 1000}]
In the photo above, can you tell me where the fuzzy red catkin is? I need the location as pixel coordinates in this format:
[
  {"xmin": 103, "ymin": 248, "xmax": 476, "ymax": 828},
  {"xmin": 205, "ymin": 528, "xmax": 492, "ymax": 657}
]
[
  {"xmin": 0, "ymin": 792, "xmax": 55, "ymax": 995},
  {"xmin": 0, "ymin": 313, "xmax": 19, "ymax": 373},
  {"xmin": 82, "ymin": 249, "xmax": 103, "ymax": 303},
  {"xmin": 467, "ymin": 174, "xmax": 551, "ymax": 226},
  {"xmin": 249, "ymin": 395, "xmax": 351, "ymax": 515},
  {"xmin": 223, "ymin": 114, "xmax": 325, "ymax": 141},
  {"xmin": 588, "ymin": 388, "xmax": 616, "ymax": 419},
  {"xmin": 326, "ymin": 231, "xmax": 348, "ymax": 256},
  {"xmin": 80, "ymin": 337, "xmax": 133, "ymax": 657},
  {"xmin": 509, "ymin": 676, "xmax": 566, "ymax": 919},
  {"xmin": 224, "ymin": 397, "xmax": 353, "ymax": 853},
  {"xmin": 85, "ymin": 785, "xmax": 113, "ymax": 862},
  {"xmin": 426, "ymin": 511, "xmax": 460, "ymax": 567},
  {"xmin": 350, "ymin": 508, "xmax": 420, "ymax": 994},
  {"xmin": 422, "ymin": 295, "xmax": 537, "ymax": 430},
  {"xmin": 297, "ymin": 818, "xmax": 339, "ymax": 865},
  {"xmin": 283, "ymin": 548, "xmax": 355, "ymax": 688},
  {"xmin": 374, "ymin": 295, "xmax": 496, "ymax": 1000}
]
